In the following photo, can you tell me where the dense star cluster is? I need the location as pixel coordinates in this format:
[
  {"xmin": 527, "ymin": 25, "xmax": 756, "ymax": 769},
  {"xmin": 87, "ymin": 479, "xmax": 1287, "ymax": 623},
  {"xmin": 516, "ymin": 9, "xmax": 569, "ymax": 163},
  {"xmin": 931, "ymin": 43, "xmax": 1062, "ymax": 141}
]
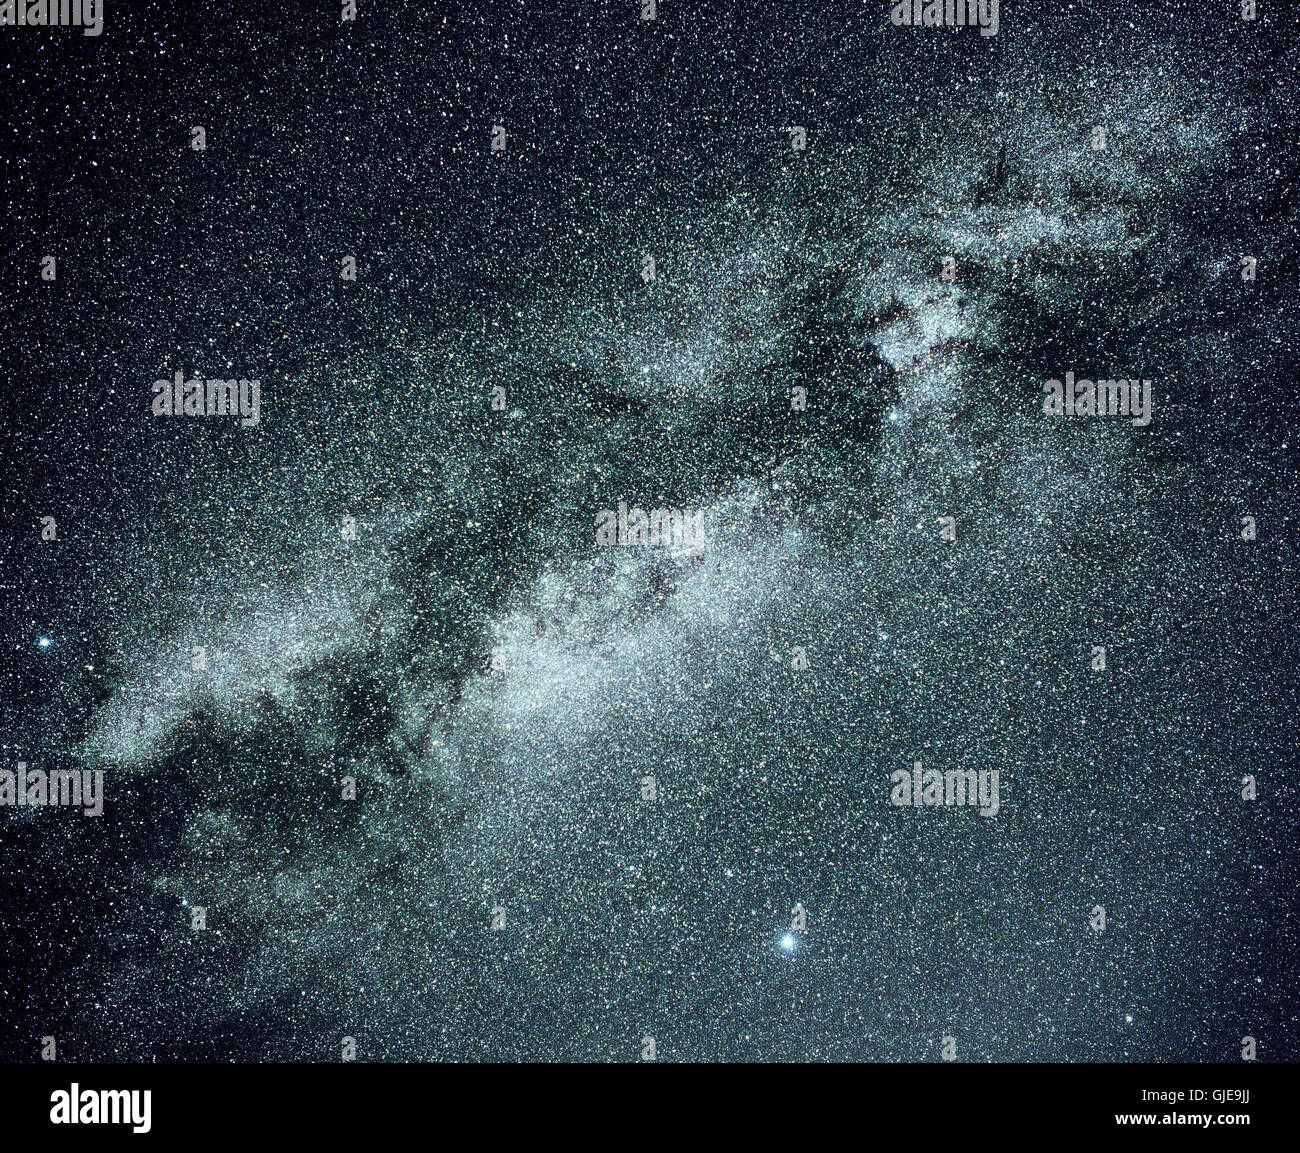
[{"xmin": 0, "ymin": 0, "xmax": 1297, "ymax": 1062}]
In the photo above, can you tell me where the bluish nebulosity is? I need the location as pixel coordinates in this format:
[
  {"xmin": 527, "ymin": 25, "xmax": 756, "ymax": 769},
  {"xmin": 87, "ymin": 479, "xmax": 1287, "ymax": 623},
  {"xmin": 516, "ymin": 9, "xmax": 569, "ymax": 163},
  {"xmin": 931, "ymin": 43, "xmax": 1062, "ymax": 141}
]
[{"xmin": 0, "ymin": 0, "xmax": 1297, "ymax": 1061}]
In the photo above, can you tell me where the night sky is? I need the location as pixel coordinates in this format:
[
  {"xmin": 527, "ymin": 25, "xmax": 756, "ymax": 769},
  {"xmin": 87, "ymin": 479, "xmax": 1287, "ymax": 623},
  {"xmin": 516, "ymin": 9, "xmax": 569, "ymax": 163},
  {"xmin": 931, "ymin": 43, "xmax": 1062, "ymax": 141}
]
[{"xmin": 1, "ymin": 0, "xmax": 1298, "ymax": 1062}]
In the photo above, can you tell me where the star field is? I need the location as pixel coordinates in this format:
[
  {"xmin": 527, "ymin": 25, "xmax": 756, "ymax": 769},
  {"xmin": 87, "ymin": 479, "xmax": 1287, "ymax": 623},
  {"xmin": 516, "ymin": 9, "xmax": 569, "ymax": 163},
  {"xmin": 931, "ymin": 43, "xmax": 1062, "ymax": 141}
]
[{"xmin": 0, "ymin": 0, "xmax": 1297, "ymax": 1063}]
